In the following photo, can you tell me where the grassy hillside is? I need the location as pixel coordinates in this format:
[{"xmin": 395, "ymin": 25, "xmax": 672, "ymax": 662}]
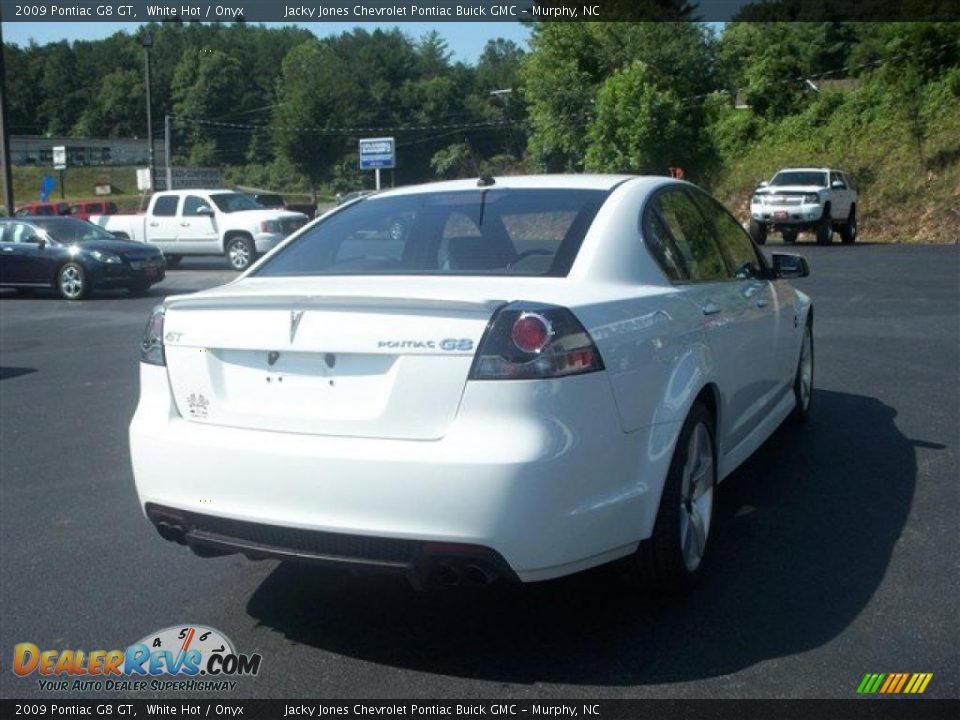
[{"xmin": 710, "ymin": 71, "xmax": 960, "ymax": 243}]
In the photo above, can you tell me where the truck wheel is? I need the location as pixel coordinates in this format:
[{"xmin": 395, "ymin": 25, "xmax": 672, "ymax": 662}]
[
  {"xmin": 749, "ymin": 219, "xmax": 767, "ymax": 245},
  {"xmin": 58, "ymin": 263, "xmax": 90, "ymax": 300},
  {"xmin": 816, "ymin": 206, "xmax": 833, "ymax": 245},
  {"xmin": 226, "ymin": 236, "xmax": 255, "ymax": 271},
  {"xmin": 165, "ymin": 255, "xmax": 183, "ymax": 268},
  {"xmin": 782, "ymin": 230, "xmax": 798, "ymax": 244},
  {"xmin": 841, "ymin": 205, "xmax": 857, "ymax": 244}
]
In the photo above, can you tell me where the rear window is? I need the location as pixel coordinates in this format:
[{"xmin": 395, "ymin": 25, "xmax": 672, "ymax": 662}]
[{"xmin": 254, "ymin": 189, "xmax": 608, "ymax": 278}]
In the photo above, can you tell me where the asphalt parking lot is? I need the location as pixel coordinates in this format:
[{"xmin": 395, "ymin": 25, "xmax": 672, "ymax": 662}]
[{"xmin": 1, "ymin": 242, "xmax": 957, "ymax": 700}]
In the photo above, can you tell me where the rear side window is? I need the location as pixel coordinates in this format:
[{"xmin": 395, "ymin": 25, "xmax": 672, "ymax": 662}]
[
  {"xmin": 649, "ymin": 189, "xmax": 727, "ymax": 282},
  {"xmin": 254, "ymin": 189, "xmax": 608, "ymax": 278},
  {"xmin": 152, "ymin": 196, "xmax": 179, "ymax": 217}
]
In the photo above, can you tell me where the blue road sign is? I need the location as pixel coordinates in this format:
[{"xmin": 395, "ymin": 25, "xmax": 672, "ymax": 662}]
[
  {"xmin": 359, "ymin": 137, "xmax": 395, "ymax": 170},
  {"xmin": 40, "ymin": 175, "xmax": 56, "ymax": 202}
]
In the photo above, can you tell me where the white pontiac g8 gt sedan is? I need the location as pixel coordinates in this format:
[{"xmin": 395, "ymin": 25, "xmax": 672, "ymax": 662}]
[{"xmin": 130, "ymin": 175, "xmax": 813, "ymax": 592}]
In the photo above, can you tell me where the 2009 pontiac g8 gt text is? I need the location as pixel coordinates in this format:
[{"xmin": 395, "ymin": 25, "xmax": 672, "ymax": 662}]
[{"xmin": 130, "ymin": 175, "xmax": 813, "ymax": 592}]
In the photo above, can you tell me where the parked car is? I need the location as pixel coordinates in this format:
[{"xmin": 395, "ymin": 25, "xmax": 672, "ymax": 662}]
[
  {"xmin": 0, "ymin": 217, "xmax": 165, "ymax": 299},
  {"xmin": 69, "ymin": 200, "xmax": 119, "ymax": 221},
  {"xmin": 749, "ymin": 167, "xmax": 858, "ymax": 245},
  {"xmin": 13, "ymin": 201, "xmax": 70, "ymax": 217},
  {"xmin": 249, "ymin": 193, "xmax": 285, "ymax": 209},
  {"xmin": 89, "ymin": 190, "xmax": 308, "ymax": 270},
  {"xmin": 336, "ymin": 189, "xmax": 375, "ymax": 205},
  {"xmin": 131, "ymin": 175, "xmax": 813, "ymax": 593}
]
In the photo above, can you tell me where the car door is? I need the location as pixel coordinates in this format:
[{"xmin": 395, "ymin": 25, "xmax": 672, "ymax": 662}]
[
  {"xmin": 147, "ymin": 194, "xmax": 181, "ymax": 250},
  {"xmin": 651, "ymin": 187, "xmax": 774, "ymax": 454},
  {"xmin": 1, "ymin": 222, "xmax": 52, "ymax": 284},
  {"xmin": 829, "ymin": 171, "xmax": 850, "ymax": 220},
  {"xmin": 177, "ymin": 195, "xmax": 219, "ymax": 251},
  {"xmin": 692, "ymin": 190, "xmax": 788, "ymax": 433}
]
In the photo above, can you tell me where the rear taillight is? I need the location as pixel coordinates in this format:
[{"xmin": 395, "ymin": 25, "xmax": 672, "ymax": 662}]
[
  {"xmin": 469, "ymin": 303, "xmax": 604, "ymax": 380},
  {"xmin": 141, "ymin": 304, "xmax": 166, "ymax": 366}
]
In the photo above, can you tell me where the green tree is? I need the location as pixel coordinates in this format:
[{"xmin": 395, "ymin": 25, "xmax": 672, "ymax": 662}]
[
  {"xmin": 171, "ymin": 49, "xmax": 244, "ymax": 165},
  {"xmin": 584, "ymin": 61, "xmax": 693, "ymax": 175}
]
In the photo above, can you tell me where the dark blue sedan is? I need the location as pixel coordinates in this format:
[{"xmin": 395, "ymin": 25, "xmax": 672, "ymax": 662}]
[{"xmin": 0, "ymin": 217, "xmax": 166, "ymax": 300}]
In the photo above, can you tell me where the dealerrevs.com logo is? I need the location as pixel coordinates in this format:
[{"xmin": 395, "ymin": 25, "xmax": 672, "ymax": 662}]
[{"xmin": 12, "ymin": 625, "xmax": 262, "ymax": 692}]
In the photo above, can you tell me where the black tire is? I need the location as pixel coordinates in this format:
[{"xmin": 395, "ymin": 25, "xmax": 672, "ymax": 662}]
[
  {"xmin": 840, "ymin": 205, "xmax": 857, "ymax": 244},
  {"xmin": 57, "ymin": 262, "xmax": 90, "ymax": 300},
  {"xmin": 816, "ymin": 205, "xmax": 833, "ymax": 245},
  {"xmin": 625, "ymin": 402, "xmax": 717, "ymax": 594},
  {"xmin": 749, "ymin": 219, "xmax": 768, "ymax": 245},
  {"xmin": 792, "ymin": 322, "xmax": 814, "ymax": 423},
  {"xmin": 165, "ymin": 255, "xmax": 183, "ymax": 268},
  {"xmin": 782, "ymin": 230, "xmax": 798, "ymax": 244},
  {"xmin": 225, "ymin": 235, "xmax": 256, "ymax": 271}
]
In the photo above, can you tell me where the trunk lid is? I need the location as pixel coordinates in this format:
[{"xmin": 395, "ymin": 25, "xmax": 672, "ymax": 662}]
[{"xmin": 162, "ymin": 284, "xmax": 505, "ymax": 440}]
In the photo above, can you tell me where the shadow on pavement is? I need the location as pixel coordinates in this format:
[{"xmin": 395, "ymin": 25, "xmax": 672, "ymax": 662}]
[
  {"xmin": 246, "ymin": 389, "xmax": 922, "ymax": 685},
  {"xmin": 0, "ymin": 366, "xmax": 38, "ymax": 381}
]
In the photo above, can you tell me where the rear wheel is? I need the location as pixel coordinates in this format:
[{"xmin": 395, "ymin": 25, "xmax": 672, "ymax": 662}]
[
  {"xmin": 226, "ymin": 235, "xmax": 255, "ymax": 271},
  {"xmin": 841, "ymin": 205, "xmax": 857, "ymax": 244},
  {"xmin": 816, "ymin": 206, "xmax": 833, "ymax": 245},
  {"xmin": 57, "ymin": 263, "xmax": 89, "ymax": 300},
  {"xmin": 782, "ymin": 230, "xmax": 798, "ymax": 244},
  {"xmin": 749, "ymin": 219, "xmax": 768, "ymax": 245},
  {"xmin": 626, "ymin": 402, "xmax": 716, "ymax": 594}
]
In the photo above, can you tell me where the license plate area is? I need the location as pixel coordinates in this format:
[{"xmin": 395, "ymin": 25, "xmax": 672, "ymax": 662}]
[{"xmin": 773, "ymin": 210, "xmax": 788, "ymax": 220}]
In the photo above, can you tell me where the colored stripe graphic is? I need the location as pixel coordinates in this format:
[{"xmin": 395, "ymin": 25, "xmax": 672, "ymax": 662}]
[{"xmin": 858, "ymin": 673, "xmax": 932, "ymax": 694}]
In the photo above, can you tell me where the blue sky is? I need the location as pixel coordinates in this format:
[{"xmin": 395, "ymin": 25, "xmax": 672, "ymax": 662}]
[{"xmin": 1, "ymin": 21, "xmax": 533, "ymax": 63}]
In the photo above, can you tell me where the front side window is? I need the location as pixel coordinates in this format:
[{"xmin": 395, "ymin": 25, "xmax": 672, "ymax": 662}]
[
  {"xmin": 254, "ymin": 189, "xmax": 608, "ymax": 278},
  {"xmin": 690, "ymin": 191, "xmax": 766, "ymax": 280},
  {"xmin": 650, "ymin": 189, "xmax": 727, "ymax": 283},
  {"xmin": 152, "ymin": 196, "xmax": 179, "ymax": 217}
]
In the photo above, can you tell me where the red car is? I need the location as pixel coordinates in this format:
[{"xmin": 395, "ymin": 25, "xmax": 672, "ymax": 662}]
[
  {"xmin": 14, "ymin": 202, "xmax": 70, "ymax": 217},
  {"xmin": 69, "ymin": 200, "xmax": 119, "ymax": 221}
]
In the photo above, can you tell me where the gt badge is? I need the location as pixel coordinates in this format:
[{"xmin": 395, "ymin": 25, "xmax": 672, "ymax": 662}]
[{"xmin": 186, "ymin": 392, "xmax": 209, "ymax": 419}]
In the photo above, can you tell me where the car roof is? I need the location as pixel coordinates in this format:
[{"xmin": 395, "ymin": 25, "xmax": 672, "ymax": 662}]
[
  {"xmin": 775, "ymin": 167, "xmax": 844, "ymax": 173},
  {"xmin": 371, "ymin": 174, "xmax": 655, "ymax": 199}
]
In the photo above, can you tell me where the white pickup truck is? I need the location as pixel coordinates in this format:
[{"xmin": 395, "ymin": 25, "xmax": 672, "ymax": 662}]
[
  {"xmin": 749, "ymin": 167, "xmax": 858, "ymax": 245},
  {"xmin": 89, "ymin": 190, "xmax": 309, "ymax": 270}
]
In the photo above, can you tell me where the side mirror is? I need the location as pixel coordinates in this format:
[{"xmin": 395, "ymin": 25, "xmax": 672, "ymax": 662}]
[
  {"xmin": 758, "ymin": 180, "xmax": 769, "ymax": 188},
  {"xmin": 831, "ymin": 181, "xmax": 845, "ymax": 189},
  {"xmin": 771, "ymin": 253, "xmax": 809, "ymax": 279},
  {"xmin": 196, "ymin": 206, "xmax": 214, "ymax": 217}
]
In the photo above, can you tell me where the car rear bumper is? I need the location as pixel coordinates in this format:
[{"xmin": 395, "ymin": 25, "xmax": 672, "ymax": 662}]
[{"xmin": 129, "ymin": 364, "xmax": 677, "ymax": 583}]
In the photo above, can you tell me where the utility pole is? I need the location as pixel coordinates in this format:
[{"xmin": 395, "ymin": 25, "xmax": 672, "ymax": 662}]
[
  {"xmin": 141, "ymin": 33, "xmax": 155, "ymax": 190},
  {"xmin": 0, "ymin": 15, "xmax": 15, "ymax": 215},
  {"xmin": 164, "ymin": 114, "xmax": 172, "ymax": 191}
]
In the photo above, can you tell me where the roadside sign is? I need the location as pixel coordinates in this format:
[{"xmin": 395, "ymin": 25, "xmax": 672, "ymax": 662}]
[
  {"xmin": 136, "ymin": 168, "xmax": 153, "ymax": 192},
  {"xmin": 359, "ymin": 137, "xmax": 395, "ymax": 170},
  {"xmin": 53, "ymin": 146, "xmax": 67, "ymax": 170}
]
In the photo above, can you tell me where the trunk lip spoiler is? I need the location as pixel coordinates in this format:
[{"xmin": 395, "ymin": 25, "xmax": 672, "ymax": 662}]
[{"xmin": 165, "ymin": 294, "xmax": 508, "ymax": 315}]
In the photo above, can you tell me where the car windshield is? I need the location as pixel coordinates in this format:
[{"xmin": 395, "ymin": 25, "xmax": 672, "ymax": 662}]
[
  {"xmin": 209, "ymin": 193, "xmax": 261, "ymax": 213},
  {"xmin": 31, "ymin": 218, "xmax": 119, "ymax": 244},
  {"xmin": 253, "ymin": 188, "xmax": 608, "ymax": 278},
  {"xmin": 770, "ymin": 171, "xmax": 827, "ymax": 187}
]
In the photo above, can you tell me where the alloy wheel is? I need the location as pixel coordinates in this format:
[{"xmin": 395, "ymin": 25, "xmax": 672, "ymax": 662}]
[
  {"xmin": 59, "ymin": 266, "xmax": 85, "ymax": 300},
  {"xmin": 679, "ymin": 422, "xmax": 715, "ymax": 573}
]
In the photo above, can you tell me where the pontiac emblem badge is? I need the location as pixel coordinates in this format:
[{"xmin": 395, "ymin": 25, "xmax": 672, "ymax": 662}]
[{"xmin": 290, "ymin": 310, "xmax": 304, "ymax": 343}]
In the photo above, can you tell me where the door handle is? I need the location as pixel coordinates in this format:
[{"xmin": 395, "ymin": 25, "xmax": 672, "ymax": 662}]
[
  {"xmin": 149, "ymin": 222, "xmax": 160, "ymax": 227},
  {"xmin": 180, "ymin": 222, "xmax": 190, "ymax": 227},
  {"xmin": 1, "ymin": 247, "xmax": 14, "ymax": 252},
  {"xmin": 701, "ymin": 301, "xmax": 723, "ymax": 316}
]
